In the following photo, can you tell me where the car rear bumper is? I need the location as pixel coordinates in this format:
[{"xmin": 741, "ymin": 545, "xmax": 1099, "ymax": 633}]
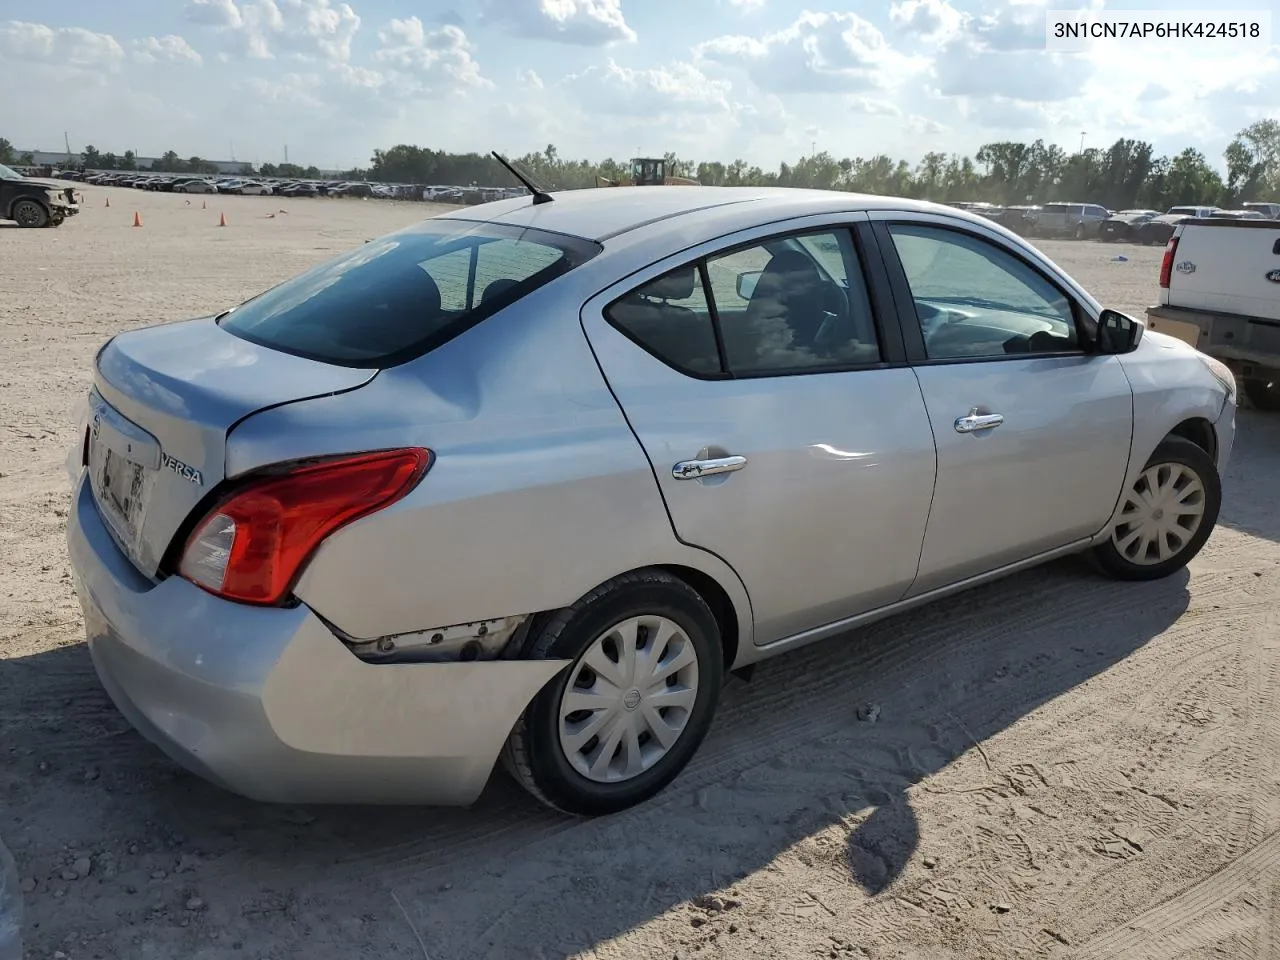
[
  {"xmin": 66, "ymin": 475, "xmax": 568, "ymax": 806},
  {"xmin": 1146, "ymin": 304, "xmax": 1280, "ymax": 378}
]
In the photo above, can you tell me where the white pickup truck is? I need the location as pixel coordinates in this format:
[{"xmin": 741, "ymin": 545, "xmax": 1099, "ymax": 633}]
[{"xmin": 1146, "ymin": 216, "xmax": 1280, "ymax": 410}]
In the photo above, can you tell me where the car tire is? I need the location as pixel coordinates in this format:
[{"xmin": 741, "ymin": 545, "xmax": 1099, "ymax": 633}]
[
  {"xmin": 11, "ymin": 199, "xmax": 50, "ymax": 228},
  {"xmin": 1243, "ymin": 378, "xmax": 1280, "ymax": 411},
  {"xmin": 1092, "ymin": 436, "xmax": 1221, "ymax": 582},
  {"xmin": 503, "ymin": 569, "xmax": 724, "ymax": 816}
]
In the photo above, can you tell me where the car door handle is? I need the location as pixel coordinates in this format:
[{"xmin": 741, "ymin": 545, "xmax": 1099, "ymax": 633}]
[
  {"xmin": 954, "ymin": 411, "xmax": 1005, "ymax": 434},
  {"xmin": 672, "ymin": 456, "xmax": 747, "ymax": 480}
]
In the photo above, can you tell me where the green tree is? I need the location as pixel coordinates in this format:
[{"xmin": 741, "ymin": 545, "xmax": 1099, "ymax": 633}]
[
  {"xmin": 81, "ymin": 144, "xmax": 102, "ymax": 169},
  {"xmin": 0, "ymin": 138, "xmax": 13, "ymax": 164}
]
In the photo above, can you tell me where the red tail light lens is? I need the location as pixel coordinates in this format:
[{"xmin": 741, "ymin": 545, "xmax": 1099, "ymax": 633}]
[
  {"xmin": 1159, "ymin": 236, "xmax": 1179, "ymax": 288},
  {"xmin": 178, "ymin": 448, "xmax": 431, "ymax": 605}
]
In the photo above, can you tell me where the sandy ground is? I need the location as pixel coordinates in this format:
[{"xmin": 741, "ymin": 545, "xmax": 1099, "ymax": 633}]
[{"xmin": 2, "ymin": 186, "xmax": 1279, "ymax": 960}]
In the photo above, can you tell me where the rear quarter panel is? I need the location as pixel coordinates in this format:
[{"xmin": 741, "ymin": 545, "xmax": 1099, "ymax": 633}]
[{"xmin": 225, "ymin": 277, "xmax": 754, "ymax": 654}]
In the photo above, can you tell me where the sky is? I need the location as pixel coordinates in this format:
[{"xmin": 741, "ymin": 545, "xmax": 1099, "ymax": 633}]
[{"xmin": 1, "ymin": 0, "xmax": 1277, "ymax": 173}]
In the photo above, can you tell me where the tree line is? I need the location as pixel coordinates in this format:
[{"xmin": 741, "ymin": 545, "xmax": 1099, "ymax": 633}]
[{"xmin": 3, "ymin": 119, "xmax": 1277, "ymax": 209}]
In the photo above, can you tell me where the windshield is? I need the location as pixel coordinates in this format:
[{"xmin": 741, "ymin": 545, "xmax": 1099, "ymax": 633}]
[
  {"xmin": 0, "ymin": 164, "xmax": 23, "ymax": 181},
  {"xmin": 219, "ymin": 217, "xmax": 601, "ymax": 368}
]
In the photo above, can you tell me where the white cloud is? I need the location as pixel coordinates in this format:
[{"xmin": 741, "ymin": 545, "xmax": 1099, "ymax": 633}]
[
  {"xmin": 133, "ymin": 35, "xmax": 203, "ymax": 65},
  {"xmin": 374, "ymin": 19, "xmax": 490, "ymax": 93},
  {"xmin": 958, "ymin": 95, "xmax": 1049, "ymax": 131},
  {"xmin": 893, "ymin": 0, "xmax": 1094, "ymax": 103},
  {"xmin": 481, "ymin": 0, "xmax": 636, "ymax": 46},
  {"xmin": 562, "ymin": 59, "xmax": 730, "ymax": 116},
  {"xmin": 907, "ymin": 115, "xmax": 947, "ymax": 135},
  {"xmin": 850, "ymin": 97, "xmax": 903, "ymax": 116},
  {"xmin": 889, "ymin": 0, "xmax": 963, "ymax": 43},
  {"xmin": 519, "ymin": 68, "xmax": 545, "ymax": 89},
  {"xmin": 694, "ymin": 11, "xmax": 924, "ymax": 95},
  {"xmin": 725, "ymin": 0, "xmax": 766, "ymax": 10},
  {"xmin": 183, "ymin": 0, "xmax": 361, "ymax": 62},
  {"xmin": 0, "ymin": 20, "xmax": 125, "ymax": 71}
]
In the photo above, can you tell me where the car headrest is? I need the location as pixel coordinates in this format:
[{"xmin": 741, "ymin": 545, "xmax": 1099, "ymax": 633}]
[{"xmin": 644, "ymin": 267, "xmax": 697, "ymax": 301}]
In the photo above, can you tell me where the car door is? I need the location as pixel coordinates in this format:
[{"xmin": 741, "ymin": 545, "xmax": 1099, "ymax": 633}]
[
  {"xmin": 866, "ymin": 213, "xmax": 1134, "ymax": 596},
  {"xmin": 580, "ymin": 217, "xmax": 938, "ymax": 645}
]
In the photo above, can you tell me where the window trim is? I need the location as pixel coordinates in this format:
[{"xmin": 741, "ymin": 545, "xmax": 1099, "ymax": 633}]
[
  {"xmin": 868, "ymin": 216, "xmax": 1101, "ymax": 367},
  {"xmin": 600, "ymin": 221, "xmax": 903, "ymax": 381}
]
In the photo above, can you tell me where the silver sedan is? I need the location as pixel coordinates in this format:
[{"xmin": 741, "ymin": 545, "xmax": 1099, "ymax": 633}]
[{"xmin": 66, "ymin": 187, "xmax": 1237, "ymax": 815}]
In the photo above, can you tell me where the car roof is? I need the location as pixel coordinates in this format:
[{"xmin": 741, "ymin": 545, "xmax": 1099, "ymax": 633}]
[{"xmin": 435, "ymin": 185, "xmax": 974, "ymax": 243}]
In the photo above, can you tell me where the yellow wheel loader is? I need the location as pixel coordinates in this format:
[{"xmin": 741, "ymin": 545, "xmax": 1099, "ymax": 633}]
[{"xmin": 596, "ymin": 157, "xmax": 699, "ymax": 187}]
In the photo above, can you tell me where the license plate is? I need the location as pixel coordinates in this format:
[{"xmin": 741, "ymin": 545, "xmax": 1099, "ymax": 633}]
[{"xmin": 93, "ymin": 444, "xmax": 146, "ymax": 549}]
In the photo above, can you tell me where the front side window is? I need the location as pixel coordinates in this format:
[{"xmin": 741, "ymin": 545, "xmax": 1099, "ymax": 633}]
[
  {"xmin": 887, "ymin": 223, "xmax": 1079, "ymax": 361},
  {"xmin": 606, "ymin": 228, "xmax": 882, "ymax": 378},
  {"xmin": 219, "ymin": 219, "xmax": 600, "ymax": 368}
]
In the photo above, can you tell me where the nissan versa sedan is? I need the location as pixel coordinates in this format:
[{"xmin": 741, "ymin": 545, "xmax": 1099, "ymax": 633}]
[{"xmin": 67, "ymin": 187, "xmax": 1237, "ymax": 816}]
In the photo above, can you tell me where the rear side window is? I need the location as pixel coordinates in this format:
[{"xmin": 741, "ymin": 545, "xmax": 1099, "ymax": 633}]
[{"xmin": 219, "ymin": 219, "xmax": 600, "ymax": 368}]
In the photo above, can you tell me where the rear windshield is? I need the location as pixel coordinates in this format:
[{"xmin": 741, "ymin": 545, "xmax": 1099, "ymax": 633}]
[{"xmin": 219, "ymin": 218, "xmax": 601, "ymax": 368}]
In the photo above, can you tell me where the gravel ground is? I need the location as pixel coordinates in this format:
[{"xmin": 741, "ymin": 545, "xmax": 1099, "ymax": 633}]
[{"xmin": 2, "ymin": 187, "xmax": 1279, "ymax": 960}]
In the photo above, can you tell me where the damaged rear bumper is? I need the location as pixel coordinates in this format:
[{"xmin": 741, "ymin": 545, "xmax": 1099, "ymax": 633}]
[{"xmin": 67, "ymin": 475, "xmax": 570, "ymax": 806}]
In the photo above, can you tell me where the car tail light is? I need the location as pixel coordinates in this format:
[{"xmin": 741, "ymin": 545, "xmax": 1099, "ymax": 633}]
[
  {"xmin": 178, "ymin": 448, "xmax": 431, "ymax": 606},
  {"xmin": 1159, "ymin": 236, "xmax": 1179, "ymax": 288}
]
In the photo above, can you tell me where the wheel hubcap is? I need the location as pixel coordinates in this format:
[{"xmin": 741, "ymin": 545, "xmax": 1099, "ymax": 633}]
[
  {"xmin": 557, "ymin": 615, "xmax": 700, "ymax": 784},
  {"xmin": 1111, "ymin": 462, "xmax": 1207, "ymax": 565}
]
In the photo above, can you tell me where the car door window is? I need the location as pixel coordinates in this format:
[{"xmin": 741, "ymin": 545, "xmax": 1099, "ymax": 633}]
[
  {"xmin": 887, "ymin": 223, "xmax": 1080, "ymax": 361},
  {"xmin": 604, "ymin": 265, "xmax": 721, "ymax": 376},
  {"xmin": 706, "ymin": 230, "xmax": 881, "ymax": 375},
  {"xmin": 606, "ymin": 228, "xmax": 882, "ymax": 377}
]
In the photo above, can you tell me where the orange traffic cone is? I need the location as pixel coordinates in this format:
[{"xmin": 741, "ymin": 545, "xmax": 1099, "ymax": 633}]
[
  {"xmin": 132, "ymin": 211, "xmax": 142, "ymax": 227},
  {"xmin": 218, "ymin": 212, "xmax": 227, "ymax": 227}
]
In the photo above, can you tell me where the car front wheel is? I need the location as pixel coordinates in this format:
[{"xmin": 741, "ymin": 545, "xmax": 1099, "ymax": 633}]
[
  {"xmin": 504, "ymin": 570, "xmax": 724, "ymax": 816},
  {"xmin": 1093, "ymin": 436, "xmax": 1221, "ymax": 581},
  {"xmin": 12, "ymin": 199, "xmax": 50, "ymax": 228}
]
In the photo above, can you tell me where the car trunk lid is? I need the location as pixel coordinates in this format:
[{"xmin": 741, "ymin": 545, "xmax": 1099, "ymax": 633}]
[{"xmin": 88, "ymin": 316, "xmax": 377, "ymax": 578}]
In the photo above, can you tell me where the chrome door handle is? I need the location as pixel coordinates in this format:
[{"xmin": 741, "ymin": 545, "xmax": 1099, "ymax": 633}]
[
  {"xmin": 954, "ymin": 411, "xmax": 1004, "ymax": 434},
  {"xmin": 672, "ymin": 455, "xmax": 747, "ymax": 480}
]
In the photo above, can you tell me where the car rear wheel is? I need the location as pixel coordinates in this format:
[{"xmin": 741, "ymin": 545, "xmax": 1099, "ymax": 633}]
[
  {"xmin": 1243, "ymin": 377, "xmax": 1280, "ymax": 411},
  {"xmin": 503, "ymin": 569, "xmax": 724, "ymax": 816},
  {"xmin": 12, "ymin": 199, "xmax": 50, "ymax": 228},
  {"xmin": 1093, "ymin": 437, "xmax": 1221, "ymax": 581}
]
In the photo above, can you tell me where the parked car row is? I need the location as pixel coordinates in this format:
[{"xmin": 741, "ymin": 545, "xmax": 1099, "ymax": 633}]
[
  {"xmin": 950, "ymin": 199, "xmax": 1278, "ymax": 243},
  {"xmin": 41, "ymin": 169, "xmax": 529, "ymax": 205},
  {"xmin": 1099, "ymin": 206, "xmax": 1270, "ymax": 245}
]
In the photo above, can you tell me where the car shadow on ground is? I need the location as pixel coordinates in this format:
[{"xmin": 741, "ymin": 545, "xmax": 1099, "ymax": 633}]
[
  {"xmin": 1220, "ymin": 407, "xmax": 1280, "ymax": 542},
  {"xmin": 1, "ymin": 558, "xmax": 1192, "ymax": 958}
]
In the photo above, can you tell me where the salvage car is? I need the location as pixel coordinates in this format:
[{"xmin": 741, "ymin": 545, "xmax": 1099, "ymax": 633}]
[
  {"xmin": 0, "ymin": 162, "xmax": 80, "ymax": 227},
  {"xmin": 67, "ymin": 187, "xmax": 1236, "ymax": 815},
  {"xmin": 1026, "ymin": 202, "xmax": 1111, "ymax": 239},
  {"xmin": 1098, "ymin": 209, "xmax": 1160, "ymax": 242}
]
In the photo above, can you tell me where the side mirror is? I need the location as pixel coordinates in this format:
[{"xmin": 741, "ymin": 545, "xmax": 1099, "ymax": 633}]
[
  {"xmin": 1096, "ymin": 308, "xmax": 1144, "ymax": 354},
  {"xmin": 736, "ymin": 270, "xmax": 762, "ymax": 300}
]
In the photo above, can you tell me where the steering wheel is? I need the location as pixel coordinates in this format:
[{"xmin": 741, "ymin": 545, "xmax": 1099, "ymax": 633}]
[{"xmin": 807, "ymin": 281, "xmax": 853, "ymax": 352}]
